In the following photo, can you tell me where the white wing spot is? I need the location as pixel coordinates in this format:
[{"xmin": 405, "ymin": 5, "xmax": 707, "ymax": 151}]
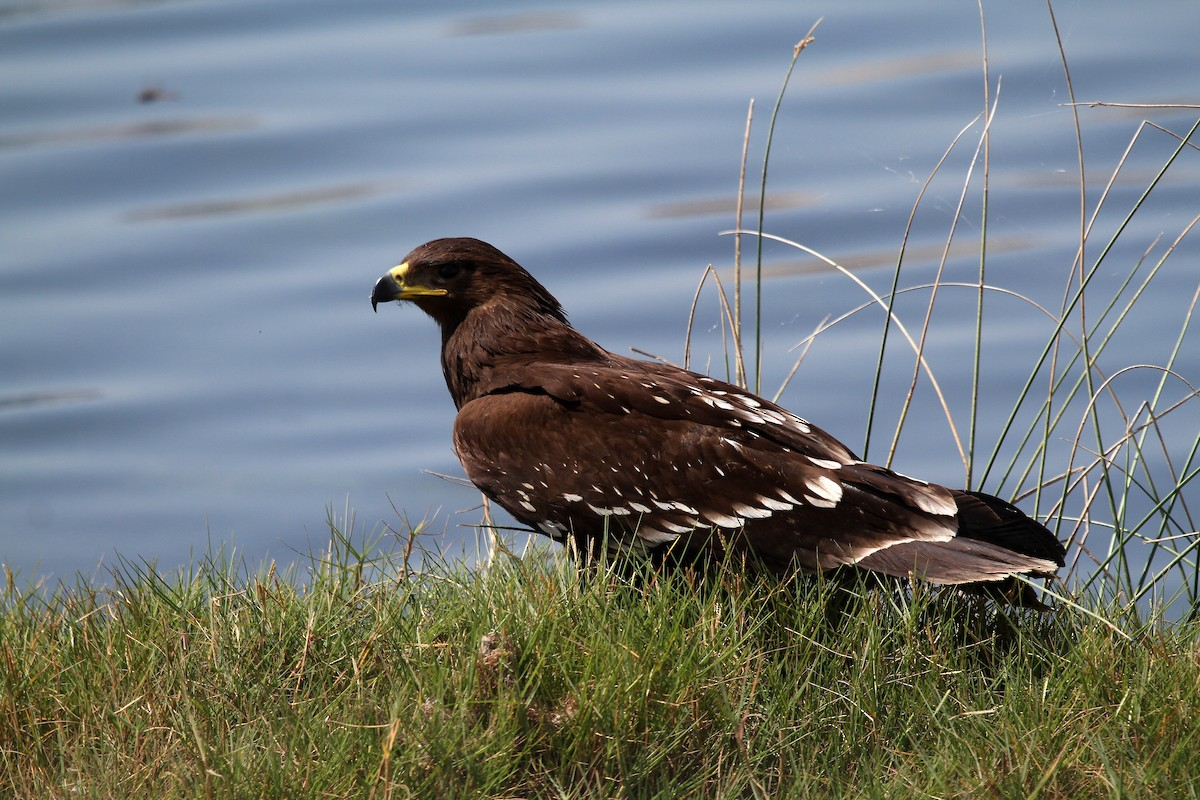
[
  {"xmin": 805, "ymin": 475, "xmax": 843, "ymax": 504},
  {"xmin": 776, "ymin": 489, "xmax": 803, "ymax": 505},
  {"xmin": 562, "ymin": 493, "xmax": 583, "ymax": 502},
  {"xmin": 805, "ymin": 495, "xmax": 838, "ymax": 509},
  {"xmin": 757, "ymin": 494, "xmax": 794, "ymax": 512},
  {"xmin": 731, "ymin": 502, "xmax": 772, "ymax": 519},
  {"xmin": 653, "ymin": 395, "xmax": 670, "ymax": 404},
  {"xmin": 628, "ymin": 502, "xmax": 652, "ymax": 514},
  {"xmin": 702, "ymin": 508, "xmax": 744, "ymax": 529},
  {"xmin": 808, "ymin": 457, "xmax": 843, "ymax": 470},
  {"xmin": 637, "ymin": 527, "xmax": 681, "ymax": 545},
  {"xmin": 912, "ymin": 490, "xmax": 958, "ymax": 517},
  {"xmin": 519, "ymin": 500, "xmax": 537, "ymax": 513}
]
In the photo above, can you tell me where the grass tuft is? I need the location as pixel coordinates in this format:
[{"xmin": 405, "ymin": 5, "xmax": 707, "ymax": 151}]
[
  {"xmin": 695, "ymin": 6, "xmax": 1200, "ymax": 620},
  {"xmin": 4, "ymin": 523, "xmax": 1200, "ymax": 798}
]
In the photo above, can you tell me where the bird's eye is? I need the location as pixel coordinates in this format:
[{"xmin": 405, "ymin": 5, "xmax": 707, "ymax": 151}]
[{"xmin": 436, "ymin": 263, "xmax": 461, "ymax": 281}]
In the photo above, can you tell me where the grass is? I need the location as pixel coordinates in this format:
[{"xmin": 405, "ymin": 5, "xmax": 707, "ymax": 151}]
[
  {"xmin": 5, "ymin": 3, "xmax": 1200, "ymax": 798},
  {"xmin": 695, "ymin": 4, "xmax": 1200, "ymax": 618},
  {"xmin": 3, "ymin": 525, "xmax": 1200, "ymax": 799}
]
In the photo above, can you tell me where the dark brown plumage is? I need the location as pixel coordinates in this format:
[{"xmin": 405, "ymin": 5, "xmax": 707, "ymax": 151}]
[{"xmin": 372, "ymin": 237, "xmax": 1065, "ymax": 599}]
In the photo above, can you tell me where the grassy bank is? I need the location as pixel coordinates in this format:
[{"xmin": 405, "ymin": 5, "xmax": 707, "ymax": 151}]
[{"xmin": 2, "ymin": 530, "xmax": 1199, "ymax": 799}]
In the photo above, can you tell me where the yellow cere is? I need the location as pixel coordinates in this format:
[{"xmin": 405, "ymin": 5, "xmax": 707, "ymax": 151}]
[{"xmin": 392, "ymin": 261, "xmax": 448, "ymax": 297}]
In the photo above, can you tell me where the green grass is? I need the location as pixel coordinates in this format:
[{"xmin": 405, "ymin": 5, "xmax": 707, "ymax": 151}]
[
  {"xmin": 3, "ymin": 526, "xmax": 1200, "ymax": 799},
  {"xmin": 696, "ymin": 5, "xmax": 1200, "ymax": 617}
]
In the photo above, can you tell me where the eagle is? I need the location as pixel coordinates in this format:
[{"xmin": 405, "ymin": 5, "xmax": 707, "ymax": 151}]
[{"xmin": 371, "ymin": 237, "xmax": 1065, "ymax": 598}]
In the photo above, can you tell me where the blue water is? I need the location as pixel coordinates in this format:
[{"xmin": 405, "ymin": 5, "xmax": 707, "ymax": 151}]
[{"xmin": 2, "ymin": 0, "xmax": 1198, "ymax": 592}]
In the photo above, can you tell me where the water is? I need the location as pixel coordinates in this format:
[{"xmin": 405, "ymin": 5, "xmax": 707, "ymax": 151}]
[{"xmin": 2, "ymin": 0, "xmax": 1198, "ymax": 588}]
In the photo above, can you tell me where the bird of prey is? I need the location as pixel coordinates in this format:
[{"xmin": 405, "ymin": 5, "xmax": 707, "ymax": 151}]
[{"xmin": 372, "ymin": 238, "xmax": 1064, "ymax": 598}]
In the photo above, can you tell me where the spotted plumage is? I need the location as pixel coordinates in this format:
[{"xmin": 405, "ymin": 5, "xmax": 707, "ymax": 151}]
[{"xmin": 372, "ymin": 238, "xmax": 1065, "ymax": 596}]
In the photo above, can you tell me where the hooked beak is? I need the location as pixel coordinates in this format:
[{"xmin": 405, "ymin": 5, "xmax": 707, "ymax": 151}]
[{"xmin": 370, "ymin": 262, "xmax": 448, "ymax": 312}]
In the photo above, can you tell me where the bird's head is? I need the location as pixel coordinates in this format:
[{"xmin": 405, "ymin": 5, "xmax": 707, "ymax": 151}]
[{"xmin": 371, "ymin": 237, "xmax": 567, "ymax": 330}]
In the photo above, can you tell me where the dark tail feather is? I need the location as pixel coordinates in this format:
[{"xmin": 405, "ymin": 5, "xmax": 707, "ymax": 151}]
[
  {"xmin": 855, "ymin": 536, "xmax": 1060, "ymax": 585},
  {"xmin": 951, "ymin": 490, "xmax": 1066, "ymax": 568},
  {"xmin": 854, "ymin": 489, "xmax": 1066, "ymax": 607},
  {"xmin": 950, "ymin": 490, "xmax": 1066, "ymax": 608}
]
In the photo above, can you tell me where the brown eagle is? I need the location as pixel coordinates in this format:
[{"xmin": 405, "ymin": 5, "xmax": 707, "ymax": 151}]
[{"xmin": 372, "ymin": 237, "xmax": 1065, "ymax": 596}]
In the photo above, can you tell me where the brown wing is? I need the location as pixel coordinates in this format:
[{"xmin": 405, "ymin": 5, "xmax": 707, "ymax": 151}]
[{"xmin": 450, "ymin": 357, "xmax": 1015, "ymax": 576}]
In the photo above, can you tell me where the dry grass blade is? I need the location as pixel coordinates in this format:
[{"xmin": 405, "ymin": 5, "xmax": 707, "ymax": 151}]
[
  {"xmin": 722, "ymin": 228, "xmax": 968, "ymax": 471},
  {"xmin": 887, "ymin": 85, "xmax": 1001, "ymax": 472},
  {"xmin": 703, "ymin": 2, "xmax": 1200, "ymax": 616},
  {"xmin": 684, "ymin": 263, "xmax": 743, "ymax": 382},
  {"xmin": 750, "ymin": 19, "xmax": 823, "ymax": 395},
  {"xmin": 867, "ymin": 112, "xmax": 983, "ymax": 465}
]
